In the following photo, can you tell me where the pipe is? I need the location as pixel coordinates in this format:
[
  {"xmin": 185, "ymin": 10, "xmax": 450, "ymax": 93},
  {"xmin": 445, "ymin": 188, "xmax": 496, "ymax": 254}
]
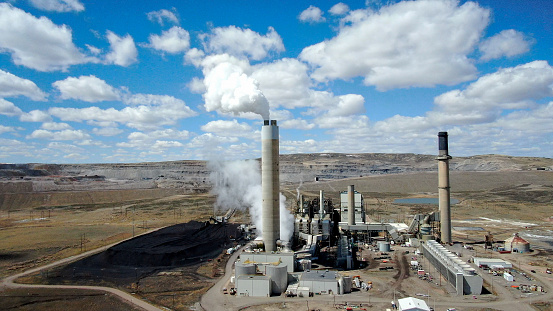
[
  {"xmin": 262, "ymin": 120, "xmax": 280, "ymax": 252},
  {"xmin": 319, "ymin": 190, "xmax": 324, "ymax": 218},
  {"xmin": 348, "ymin": 185, "xmax": 355, "ymax": 226},
  {"xmin": 437, "ymin": 131, "xmax": 452, "ymax": 244}
]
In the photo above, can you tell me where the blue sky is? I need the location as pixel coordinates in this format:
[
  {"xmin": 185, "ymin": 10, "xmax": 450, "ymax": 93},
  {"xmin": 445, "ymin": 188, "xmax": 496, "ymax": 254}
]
[{"xmin": 0, "ymin": 0, "xmax": 552, "ymax": 163}]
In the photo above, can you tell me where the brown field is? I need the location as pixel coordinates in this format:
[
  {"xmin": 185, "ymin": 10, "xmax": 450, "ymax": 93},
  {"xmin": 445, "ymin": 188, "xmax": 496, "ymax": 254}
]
[
  {"xmin": 0, "ymin": 194, "xmax": 216, "ymax": 278},
  {"xmin": 0, "ymin": 287, "xmax": 144, "ymax": 311}
]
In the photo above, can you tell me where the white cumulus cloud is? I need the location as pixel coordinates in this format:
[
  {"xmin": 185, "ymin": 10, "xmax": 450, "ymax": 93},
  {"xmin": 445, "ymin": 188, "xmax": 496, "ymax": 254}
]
[
  {"xmin": 479, "ymin": 29, "xmax": 533, "ymax": 61},
  {"xmin": 299, "ymin": 5, "xmax": 326, "ymax": 23},
  {"xmin": 49, "ymin": 94, "xmax": 197, "ymax": 131},
  {"xmin": 0, "ymin": 99, "xmax": 24, "ymax": 116},
  {"xmin": 105, "ymin": 31, "xmax": 138, "ymax": 67},
  {"xmin": 27, "ymin": 129, "xmax": 91, "ymax": 140},
  {"xmin": 147, "ymin": 8, "xmax": 179, "ymax": 26},
  {"xmin": 53, "ymin": 75, "xmax": 121, "ymax": 102},
  {"xmin": 147, "ymin": 26, "xmax": 190, "ymax": 54},
  {"xmin": 0, "ymin": 125, "xmax": 16, "ymax": 134},
  {"xmin": 201, "ymin": 26, "xmax": 284, "ymax": 61},
  {"xmin": 434, "ymin": 61, "xmax": 553, "ymax": 116},
  {"xmin": 0, "ymin": 69, "xmax": 47, "ymax": 100},
  {"xmin": 201, "ymin": 119, "xmax": 255, "ymax": 138},
  {"xmin": 329, "ymin": 3, "xmax": 349, "ymax": 15},
  {"xmin": 41, "ymin": 122, "xmax": 72, "ymax": 130},
  {"xmin": 29, "ymin": 0, "xmax": 84, "ymax": 12},
  {"xmin": 0, "ymin": 3, "xmax": 90, "ymax": 71},
  {"xmin": 300, "ymin": 0, "xmax": 490, "ymax": 90},
  {"xmin": 19, "ymin": 110, "xmax": 51, "ymax": 122}
]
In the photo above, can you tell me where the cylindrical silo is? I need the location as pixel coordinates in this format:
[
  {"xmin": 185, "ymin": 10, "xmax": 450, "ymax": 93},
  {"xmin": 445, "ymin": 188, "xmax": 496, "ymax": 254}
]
[
  {"xmin": 378, "ymin": 241, "xmax": 391, "ymax": 252},
  {"xmin": 505, "ymin": 233, "xmax": 530, "ymax": 252},
  {"xmin": 348, "ymin": 185, "xmax": 355, "ymax": 226},
  {"xmin": 262, "ymin": 120, "xmax": 280, "ymax": 252},
  {"xmin": 235, "ymin": 262, "xmax": 256, "ymax": 278},
  {"xmin": 266, "ymin": 263, "xmax": 288, "ymax": 295},
  {"xmin": 437, "ymin": 132, "xmax": 452, "ymax": 244}
]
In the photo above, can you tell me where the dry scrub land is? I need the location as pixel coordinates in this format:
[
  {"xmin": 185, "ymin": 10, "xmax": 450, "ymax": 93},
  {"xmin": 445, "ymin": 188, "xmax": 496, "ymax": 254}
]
[{"xmin": 1, "ymin": 155, "xmax": 553, "ymax": 310}]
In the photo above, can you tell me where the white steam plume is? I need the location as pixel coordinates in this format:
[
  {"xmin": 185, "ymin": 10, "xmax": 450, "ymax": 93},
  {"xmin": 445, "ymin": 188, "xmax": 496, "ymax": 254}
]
[
  {"xmin": 279, "ymin": 193, "xmax": 294, "ymax": 241},
  {"xmin": 209, "ymin": 159, "xmax": 294, "ymax": 241},
  {"xmin": 201, "ymin": 55, "xmax": 270, "ymax": 119}
]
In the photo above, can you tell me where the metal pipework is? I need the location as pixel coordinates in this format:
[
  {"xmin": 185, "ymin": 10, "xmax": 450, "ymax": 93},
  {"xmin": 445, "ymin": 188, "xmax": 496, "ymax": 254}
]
[
  {"xmin": 262, "ymin": 120, "xmax": 280, "ymax": 252},
  {"xmin": 437, "ymin": 131, "xmax": 452, "ymax": 244},
  {"xmin": 319, "ymin": 190, "xmax": 324, "ymax": 218},
  {"xmin": 348, "ymin": 185, "xmax": 355, "ymax": 226}
]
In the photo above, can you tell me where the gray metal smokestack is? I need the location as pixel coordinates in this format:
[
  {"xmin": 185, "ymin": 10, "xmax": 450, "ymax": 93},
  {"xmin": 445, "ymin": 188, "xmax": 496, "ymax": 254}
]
[
  {"xmin": 437, "ymin": 131, "xmax": 452, "ymax": 244},
  {"xmin": 319, "ymin": 190, "xmax": 324, "ymax": 218},
  {"xmin": 348, "ymin": 185, "xmax": 355, "ymax": 226},
  {"xmin": 262, "ymin": 120, "xmax": 280, "ymax": 252}
]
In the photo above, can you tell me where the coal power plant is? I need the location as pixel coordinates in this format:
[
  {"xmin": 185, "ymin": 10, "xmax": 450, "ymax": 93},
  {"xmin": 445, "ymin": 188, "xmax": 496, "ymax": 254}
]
[{"xmin": 229, "ymin": 123, "xmax": 484, "ymax": 298}]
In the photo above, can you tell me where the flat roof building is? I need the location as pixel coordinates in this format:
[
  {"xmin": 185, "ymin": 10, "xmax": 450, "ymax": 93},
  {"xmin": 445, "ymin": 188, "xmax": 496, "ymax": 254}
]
[{"xmin": 398, "ymin": 297, "xmax": 431, "ymax": 311}]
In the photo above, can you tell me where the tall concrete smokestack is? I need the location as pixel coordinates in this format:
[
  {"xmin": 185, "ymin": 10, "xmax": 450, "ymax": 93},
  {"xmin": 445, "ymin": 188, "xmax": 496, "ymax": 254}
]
[
  {"xmin": 348, "ymin": 185, "xmax": 355, "ymax": 226},
  {"xmin": 262, "ymin": 120, "xmax": 280, "ymax": 252},
  {"xmin": 319, "ymin": 190, "xmax": 324, "ymax": 218},
  {"xmin": 437, "ymin": 132, "xmax": 452, "ymax": 244}
]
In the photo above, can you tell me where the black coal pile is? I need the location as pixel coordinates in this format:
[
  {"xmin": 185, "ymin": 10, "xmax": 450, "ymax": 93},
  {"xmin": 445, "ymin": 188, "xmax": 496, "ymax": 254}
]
[{"xmin": 53, "ymin": 221, "xmax": 241, "ymax": 284}]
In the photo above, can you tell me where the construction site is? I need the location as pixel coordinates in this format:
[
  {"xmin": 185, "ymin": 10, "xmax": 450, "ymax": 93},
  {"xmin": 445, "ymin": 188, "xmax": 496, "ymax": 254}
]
[{"xmin": 1, "ymin": 120, "xmax": 553, "ymax": 311}]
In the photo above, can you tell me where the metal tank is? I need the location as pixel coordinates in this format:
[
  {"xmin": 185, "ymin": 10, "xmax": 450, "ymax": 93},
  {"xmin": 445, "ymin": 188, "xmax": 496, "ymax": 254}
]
[
  {"xmin": 235, "ymin": 262, "xmax": 256, "ymax": 278},
  {"xmin": 266, "ymin": 263, "xmax": 288, "ymax": 295},
  {"xmin": 378, "ymin": 241, "xmax": 391, "ymax": 252}
]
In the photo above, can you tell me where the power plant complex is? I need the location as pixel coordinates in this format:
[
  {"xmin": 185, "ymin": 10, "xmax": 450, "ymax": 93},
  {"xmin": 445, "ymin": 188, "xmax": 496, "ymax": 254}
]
[{"xmin": 230, "ymin": 120, "xmax": 483, "ymax": 297}]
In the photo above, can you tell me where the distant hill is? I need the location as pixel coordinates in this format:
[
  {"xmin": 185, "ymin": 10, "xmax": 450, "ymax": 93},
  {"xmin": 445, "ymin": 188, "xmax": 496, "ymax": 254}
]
[
  {"xmin": 1, "ymin": 153, "xmax": 552, "ymax": 210},
  {"xmin": 1, "ymin": 153, "xmax": 552, "ymax": 186}
]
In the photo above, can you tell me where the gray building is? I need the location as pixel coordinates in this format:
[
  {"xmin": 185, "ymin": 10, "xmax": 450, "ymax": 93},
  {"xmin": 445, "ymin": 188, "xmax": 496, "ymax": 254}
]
[
  {"xmin": 298, "ymin": 270, "xmax": 339, "ymax": 295},
  {"xmin": 236, "ymin": 275, "xmax": 271, "ymax": 297},
  {"xmin": 421, "ymin": 240, "xmax": 482, "ymax": 295}
]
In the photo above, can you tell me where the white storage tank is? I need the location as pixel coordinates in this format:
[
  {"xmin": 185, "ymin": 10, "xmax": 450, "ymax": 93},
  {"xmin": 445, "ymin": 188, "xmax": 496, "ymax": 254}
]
[
  {"xmin": 378, "ymin": 241, "xmax": 391, "ymax": 252},
  {"xmin": 235, "ymin": 262, "xmax": 256, "ymax": 278},
  {"xmin": 266, "ymin": 263, "xmax": 288, "ymax": 295}
]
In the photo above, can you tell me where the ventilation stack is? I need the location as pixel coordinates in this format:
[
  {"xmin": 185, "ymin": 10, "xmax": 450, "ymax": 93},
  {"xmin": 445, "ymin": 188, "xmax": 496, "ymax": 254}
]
[
  {"xmin": 319, "ymin": 190, "xmax": 324, "ymax": 218},
  {"xmin": 262, "ymin": 120, "xmax": 280, "ymax": 252},
  {"xmin": 437, "ymin": 132, "xmax": 452, "ymax": 244},
  {"xmin": 348, "ymin": 185, "xmax": 355, "ymax": 226}
]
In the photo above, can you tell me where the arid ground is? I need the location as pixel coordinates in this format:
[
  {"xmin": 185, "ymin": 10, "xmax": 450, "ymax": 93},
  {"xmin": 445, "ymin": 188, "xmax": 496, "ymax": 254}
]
[{"xmin": 1, "ymin": 155, "xmax": 552, "ymax": 310}]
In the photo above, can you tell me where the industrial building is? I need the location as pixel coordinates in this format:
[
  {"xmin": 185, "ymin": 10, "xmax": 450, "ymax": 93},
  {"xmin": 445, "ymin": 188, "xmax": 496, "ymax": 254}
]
[
  {"xmin": 397, "ymin": 297, "xmax": 431, "ymax": 311},
  {"xmin": 472, "ymin": 258, "xmax": 513, "ymax": 269},
  {"xmin": 421, "ymin": 240, "xmax": 482, "ymax": 295},
  {"xmin": 339, "ymin": 186, "xmax": 365, "ymax": 224},
  {"xmin": 234, "ymin": 122, "xmax": 485, "ymax": 298}
]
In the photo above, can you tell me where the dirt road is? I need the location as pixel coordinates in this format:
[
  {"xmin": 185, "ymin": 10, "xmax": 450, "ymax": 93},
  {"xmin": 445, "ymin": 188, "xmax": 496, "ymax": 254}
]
[{"xmin": 0, "ymin": 229, "xmax": 164, "ymax": 311}]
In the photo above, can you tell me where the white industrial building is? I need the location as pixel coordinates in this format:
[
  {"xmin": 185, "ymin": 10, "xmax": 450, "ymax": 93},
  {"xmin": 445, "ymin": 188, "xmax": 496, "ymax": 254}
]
[
  {"xmin": 473, "ymin": 257, "xmax": 513, "ymax": 269},
  {"xmin": 398, "ymin": 297, "xmax": 431, "ymax": 311},
  {"xmin": 340, "ymin": 189, "xmax": 365, "ymax": 224}
]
